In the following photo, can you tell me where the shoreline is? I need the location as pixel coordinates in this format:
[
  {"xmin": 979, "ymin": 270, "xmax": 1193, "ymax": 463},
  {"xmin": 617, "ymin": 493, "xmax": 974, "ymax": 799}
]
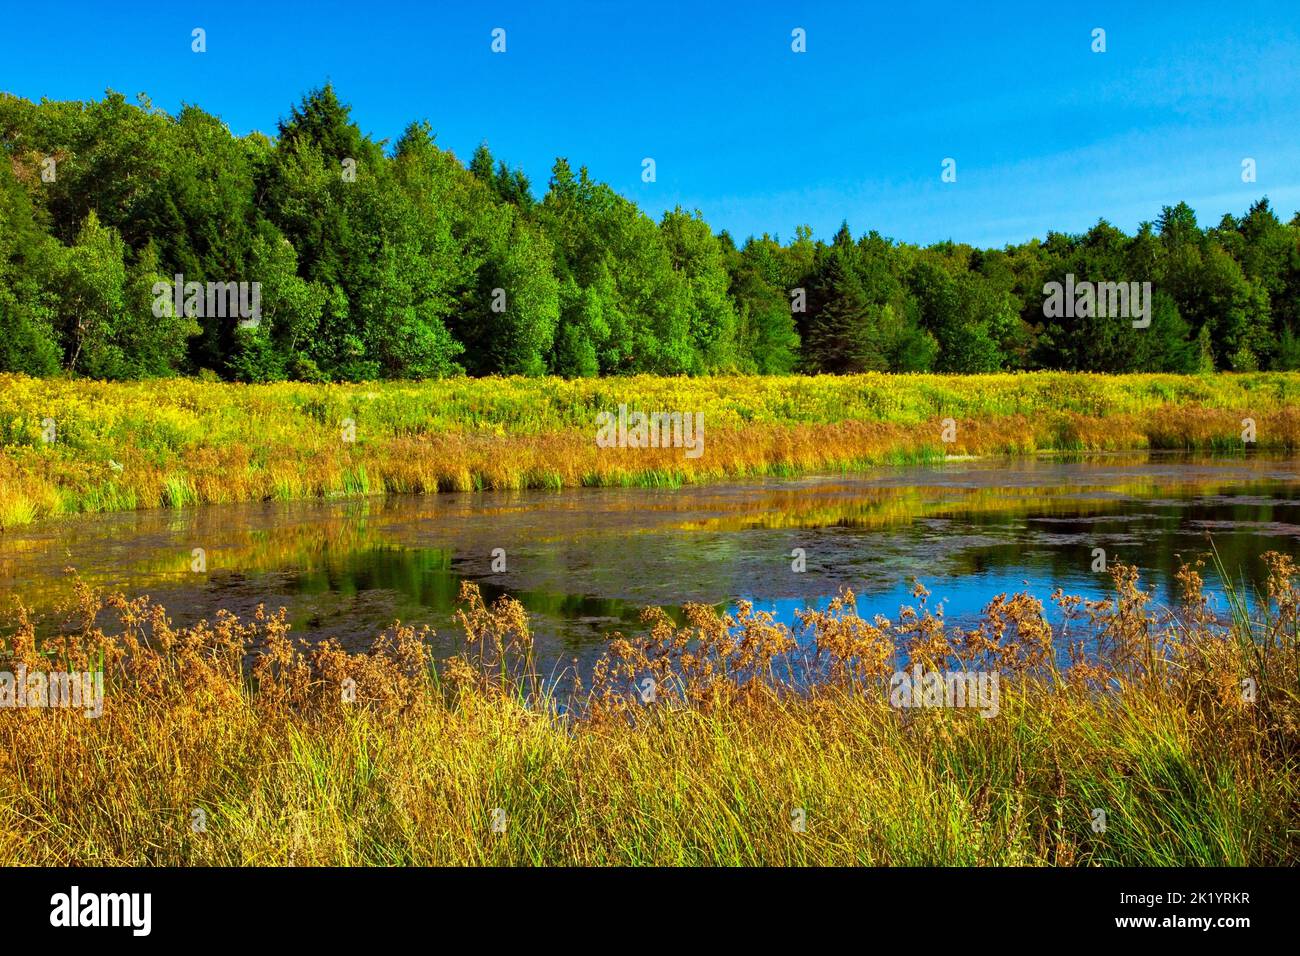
[
  {"xmin": 2, "ymin": 371, "xmax": 1298, "ymax": 530},
  {"xmin": 0, "ymin": 570, "xmax": 1294, "ymax": 866}
]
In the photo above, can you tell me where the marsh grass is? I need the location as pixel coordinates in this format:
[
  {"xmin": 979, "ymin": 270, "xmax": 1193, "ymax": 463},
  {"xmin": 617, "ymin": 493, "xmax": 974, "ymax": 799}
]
[
  {"xmin": 0, "ymin": 560, "xmax": 1295, "ymax": 866},
  {"xmin": 2, "ymin": 371, "xmax": 1298, "ymax": 529}
]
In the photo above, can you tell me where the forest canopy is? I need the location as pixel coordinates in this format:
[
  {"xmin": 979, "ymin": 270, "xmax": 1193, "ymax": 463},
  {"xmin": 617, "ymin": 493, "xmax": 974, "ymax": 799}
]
[{"xmin": 2, "ymin": 85, "xmax": 1298, "ymax": 381}]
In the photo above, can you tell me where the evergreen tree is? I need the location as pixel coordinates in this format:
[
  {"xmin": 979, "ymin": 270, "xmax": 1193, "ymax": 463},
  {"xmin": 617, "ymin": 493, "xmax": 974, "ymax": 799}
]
[{"xmin": 1, "ymin": 86, "xmax": 1299, "ymax": 382}]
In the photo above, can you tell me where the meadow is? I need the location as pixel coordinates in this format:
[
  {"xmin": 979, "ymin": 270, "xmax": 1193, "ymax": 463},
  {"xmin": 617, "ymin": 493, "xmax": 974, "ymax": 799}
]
[
  {"xmin": 2, "ymin": 371, "xmax": 1299, "ymax": 530},
  {"xmin": 0, "ymin": 556, "xmax": 1295, "ymax": 866},
  {"xmin": 3, "ymin": 371, "xmax": 1297, "ymax": 865}
]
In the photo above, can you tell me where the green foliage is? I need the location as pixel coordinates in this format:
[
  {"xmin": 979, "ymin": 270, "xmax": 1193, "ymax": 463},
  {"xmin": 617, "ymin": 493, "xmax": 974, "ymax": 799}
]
[
  {"xmin": 52, "ymin": 211, "xmax": 127, "ymax": 376},
  {"xmin": 727, "ymin": 236, "xmax": 800, "ymax": 374},
  {"xmin": 0, "ymin": 155, "xmax": 60, "ymax": 374},
  {"xmin": 1, "ymin": 87, "xmax": 1298, "ymax": 380},
  {"xmin": 660, "ymin": 207, "xmax": 739, "ymax": 371}
]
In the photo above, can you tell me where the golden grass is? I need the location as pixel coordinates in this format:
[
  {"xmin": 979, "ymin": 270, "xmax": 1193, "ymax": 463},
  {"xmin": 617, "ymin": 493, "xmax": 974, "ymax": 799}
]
[
  {"xmin": 1, "ymin": 371, "xmax": 1298, "ymax": 529},
  {"xmin": 0, "ymin": 559, "xmax": 1295, "ymax": 866}
]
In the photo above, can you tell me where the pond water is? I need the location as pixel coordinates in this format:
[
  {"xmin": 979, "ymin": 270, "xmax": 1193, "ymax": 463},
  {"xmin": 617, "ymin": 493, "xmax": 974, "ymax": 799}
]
[{"xmin": 2, "ymin": 452, "xmax": 1298, "ymax": 677}]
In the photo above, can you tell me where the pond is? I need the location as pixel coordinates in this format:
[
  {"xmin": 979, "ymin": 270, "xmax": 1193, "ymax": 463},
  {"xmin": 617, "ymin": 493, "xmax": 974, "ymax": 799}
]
[{"xmin": 2, "ymin": 452, "xmax": 1297, "ymax": 677}]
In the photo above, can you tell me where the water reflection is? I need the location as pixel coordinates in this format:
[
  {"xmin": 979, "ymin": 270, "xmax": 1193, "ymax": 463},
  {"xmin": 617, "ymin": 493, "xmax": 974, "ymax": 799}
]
[{"xmin": 2, "ymin": 452, "xmax": 1298, "ymax": 672}]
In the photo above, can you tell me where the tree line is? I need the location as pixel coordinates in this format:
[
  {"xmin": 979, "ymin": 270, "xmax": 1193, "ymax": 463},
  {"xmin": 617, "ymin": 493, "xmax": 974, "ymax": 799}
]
[{"xmin": 1, "ymin": 84, "xmax": 1298, "ymax": 381}]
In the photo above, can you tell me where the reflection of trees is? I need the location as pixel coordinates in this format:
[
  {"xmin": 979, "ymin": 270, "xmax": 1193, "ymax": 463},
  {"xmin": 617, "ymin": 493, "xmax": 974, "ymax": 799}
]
[
  {"xmin": 7, "ymin": 464, "xmax": 1298, "ymax": 648},
  {"xmin": 932, "ymin": 494, "xmax": 1296, "ymax": 606}
]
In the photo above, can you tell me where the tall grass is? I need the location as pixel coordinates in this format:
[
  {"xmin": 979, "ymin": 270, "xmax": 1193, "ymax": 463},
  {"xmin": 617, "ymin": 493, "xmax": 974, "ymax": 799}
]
[
  {"xmin": 0, "ymin": 560, "xmax": 1295, "ymax": 866},
  {"xmin": 1, "ymin": 371, "xmax": 1297, "ymax": 529}
]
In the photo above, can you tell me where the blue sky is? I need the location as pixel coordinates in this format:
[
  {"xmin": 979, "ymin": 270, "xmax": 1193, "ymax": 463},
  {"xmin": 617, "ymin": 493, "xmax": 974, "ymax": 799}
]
[{"xmin": 2, "ymin": 0, "xmax": 1297, "ymax": 247}]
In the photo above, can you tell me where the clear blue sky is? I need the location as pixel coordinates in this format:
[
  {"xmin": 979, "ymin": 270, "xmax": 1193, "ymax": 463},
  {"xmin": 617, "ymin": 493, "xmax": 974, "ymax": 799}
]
[{"xmin": 3, "ymin": 0, "xmax": 1297, "ymax": 247}]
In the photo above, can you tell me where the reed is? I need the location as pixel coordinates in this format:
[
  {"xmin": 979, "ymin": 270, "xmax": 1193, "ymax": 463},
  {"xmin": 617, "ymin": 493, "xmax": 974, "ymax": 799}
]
[
  {"xmin": 1, "ymin": 371, "xmax": 1297, "ymax": 530},
  {"xmin": 0, "ymin": 560, "xmax": 1294, "ymax": 866}
]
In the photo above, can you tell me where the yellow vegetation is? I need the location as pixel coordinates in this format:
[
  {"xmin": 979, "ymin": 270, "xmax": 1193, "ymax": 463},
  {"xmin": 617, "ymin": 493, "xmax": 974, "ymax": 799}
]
[
  {"xmin": 0, "ymin": 558, "xmax": 1295, "ymax": 865},
  {"xmin": 2, "ymin": 371, "xmax": 1297, "ymax": 529}
]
